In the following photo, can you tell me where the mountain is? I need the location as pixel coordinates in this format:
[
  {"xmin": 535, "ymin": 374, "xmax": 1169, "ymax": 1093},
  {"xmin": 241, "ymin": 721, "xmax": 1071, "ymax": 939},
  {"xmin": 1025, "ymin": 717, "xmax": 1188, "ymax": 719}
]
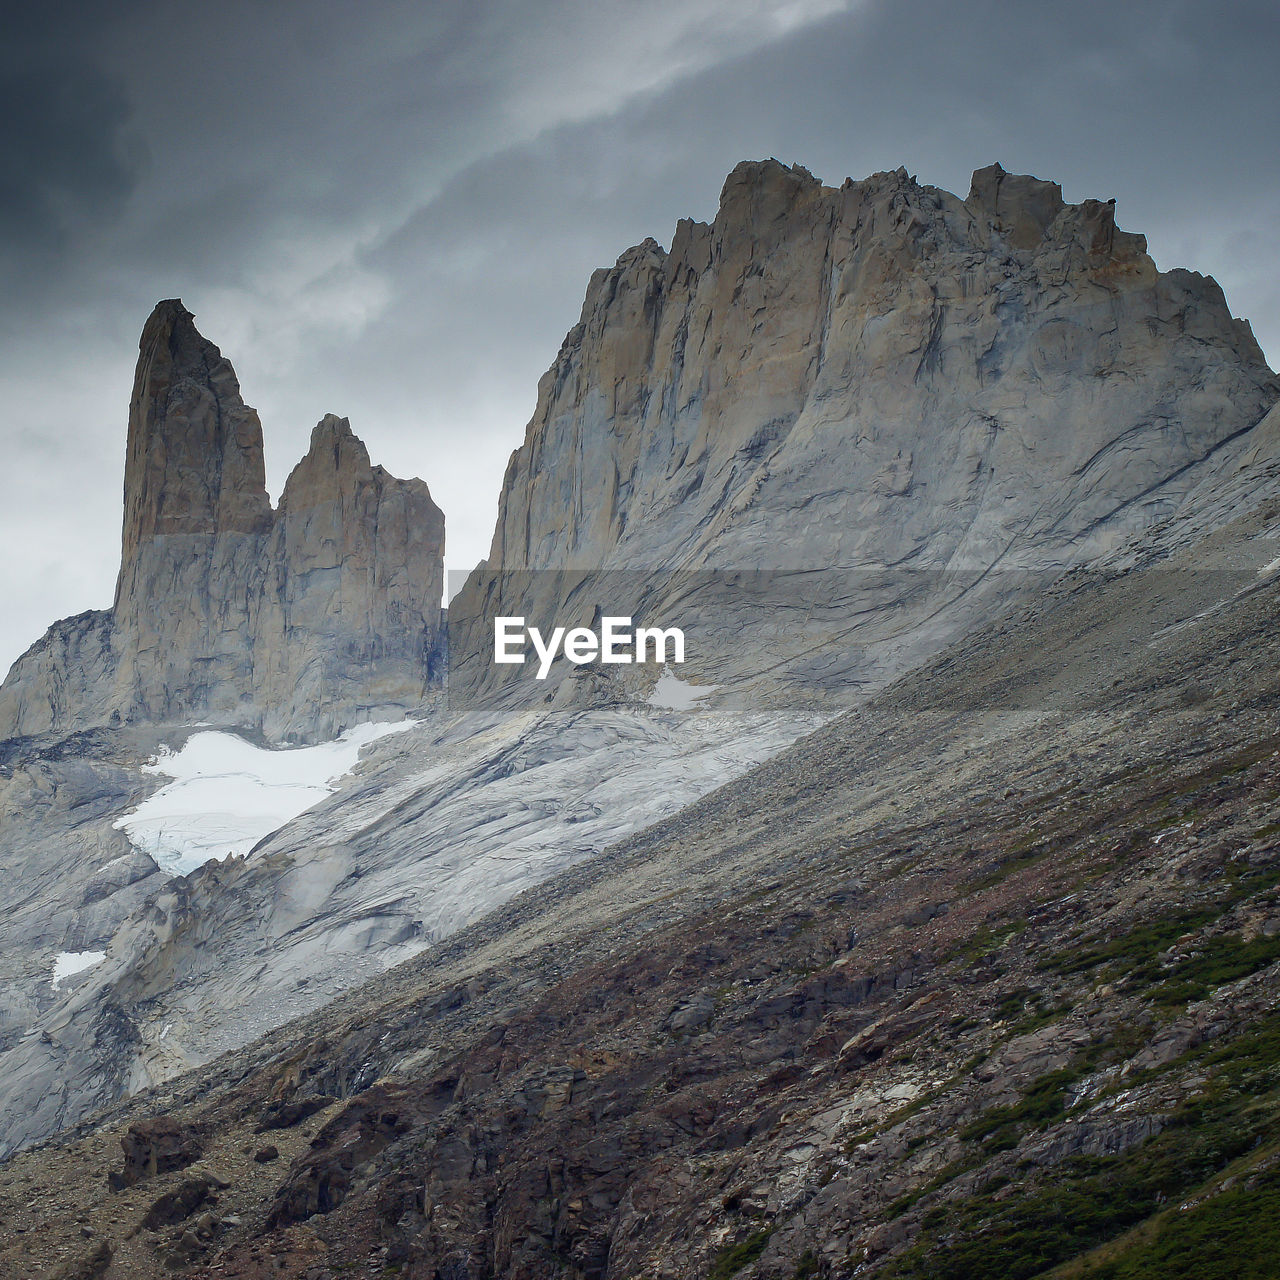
[
  {"xmin": 451, "ymin": 160, "xmax": 1276, "ymax": 702},
  {"xmin": 4, "ymin": 444, "xmax": 1280, "ymax": 1279},
  {"xmin": 0, "ymin": 300, "xmax": 445, "ymax": 745},
  {"xmin": 0, "ymin": 158, "xmax": 1277, "ymax": 1275}
]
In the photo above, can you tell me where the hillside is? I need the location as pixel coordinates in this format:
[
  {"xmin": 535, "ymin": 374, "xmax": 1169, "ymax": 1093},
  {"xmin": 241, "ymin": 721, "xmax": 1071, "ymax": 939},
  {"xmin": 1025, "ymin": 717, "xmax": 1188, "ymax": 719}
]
[
  {"xmin": 1, "ymin": 157, "xmax": 1279, "ymax": 1278},
  {"xmin": 3, "ymin": 452, "xmax": 1280, "ymax": 1277}
]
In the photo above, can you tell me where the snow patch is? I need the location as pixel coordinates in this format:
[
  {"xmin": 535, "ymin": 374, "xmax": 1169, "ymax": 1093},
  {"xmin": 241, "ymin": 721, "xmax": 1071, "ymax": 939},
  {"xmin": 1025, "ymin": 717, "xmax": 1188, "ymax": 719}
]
[
  {"xmin": 115, "ymin": 721, "xmax": 413, "ymax": 876},
  {"xmin": 647, "ymin": 672, "xmax": 719, "ymax": 710},
  {"xmin": 52, "ymin": 951, "xmax": 106, "ymax": 987}
]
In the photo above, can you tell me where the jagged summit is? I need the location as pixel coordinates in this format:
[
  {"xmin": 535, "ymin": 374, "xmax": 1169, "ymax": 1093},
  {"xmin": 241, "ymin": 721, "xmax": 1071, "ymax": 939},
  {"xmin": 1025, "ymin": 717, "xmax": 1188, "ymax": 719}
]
[
  {"xmin": 965, "ymin": 162, "xmax": 1070, "ymax": 249},
  {"xmin": 496, "ymin": 154, "xmax": 1269, "ymax": 570},
  {"xmin": 294, "ymin": 412, "xmax": 366, "ymax": 467},
  {"xmin": 452, "ymin": 158, "xmax": 1277, "ymax": 699},
  {"xmin": 119, "ymin": 299, "xmax": 272, "ymax": 569},
  {"xmin": 0, "ymin": 303, "xmax": 445, "ymax": 743},
  {"xmin": 3, "ymin": 157, "xmax": 1280, "ymax": 1175},
  {"xmin": 619, "ymin": 158, "xmax": 1148, "ymax": 270}
]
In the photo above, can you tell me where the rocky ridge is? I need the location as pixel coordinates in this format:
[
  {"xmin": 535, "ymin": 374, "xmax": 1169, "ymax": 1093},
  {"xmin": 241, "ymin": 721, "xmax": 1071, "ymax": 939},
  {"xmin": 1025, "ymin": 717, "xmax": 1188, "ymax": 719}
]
[
  {"xmin": 452, "ymin": 161, "xmax": 1277, "ymax": 702},
  {"xmin": 0, "ymin": 300, "xmax": 445, "ymax": 744},
  {"xmin": 1, "ymin": 157, "xmax": 1279, "ymax": 1206}
]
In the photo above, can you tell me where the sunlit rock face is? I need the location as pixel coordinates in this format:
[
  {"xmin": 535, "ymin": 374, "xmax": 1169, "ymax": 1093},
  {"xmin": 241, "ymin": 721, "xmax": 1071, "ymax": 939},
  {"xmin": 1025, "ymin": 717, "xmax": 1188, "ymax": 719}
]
[
  {"xmin": 0, "ymin": 302, "xmax": 445, "ymax": 743},
  {"xmin": 452, "ymin": 161, "xmax": 1278, "ymax": 703}
]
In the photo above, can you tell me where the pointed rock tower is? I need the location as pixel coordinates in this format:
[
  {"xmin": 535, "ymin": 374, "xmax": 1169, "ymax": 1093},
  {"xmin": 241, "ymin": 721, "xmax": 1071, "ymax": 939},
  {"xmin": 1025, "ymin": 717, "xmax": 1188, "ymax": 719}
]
[
  {"xmin": 262, "ymin": 412, "xmax": 446, "ymax": 738},
  {"xmin": 111, "ymin": 300, "xmax": 275, "ymax": 726},
  {"xmin": 0, "ymin": 302, "xmax": 445, "ymax": 742}
]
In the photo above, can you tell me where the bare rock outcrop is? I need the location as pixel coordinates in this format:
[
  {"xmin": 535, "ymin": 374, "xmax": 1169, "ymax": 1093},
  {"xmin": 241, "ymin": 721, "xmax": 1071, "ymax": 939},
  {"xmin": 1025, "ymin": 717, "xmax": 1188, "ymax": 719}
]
[
  {"xmin": 2, "ymin": 158, "xmax": 1279, "ymax": 1177},
  {"xmin": 451, "ymin": 160, "xmax": 1278, "ymax": 701},
  {"xmin": 0, "ymin": 611, "xmax": 116, "ymax": 740},
  {"xmin": 110, "ymin": 300, "xmax": 274, "ymax": 729},
  {"xmin": 112, "ymin": 1115, "xmax": 204, "ymax": 1188},
  {"xmin": 0, "ymin": 302, "xmax": 444, "ymax": 743},
  {"xmin": 260, "ymin": 414, "xmax": 446, "ymax": 740},
  {"xmin": 490, "ymin": 159, "xmax": 1274, "ymax": 573}
]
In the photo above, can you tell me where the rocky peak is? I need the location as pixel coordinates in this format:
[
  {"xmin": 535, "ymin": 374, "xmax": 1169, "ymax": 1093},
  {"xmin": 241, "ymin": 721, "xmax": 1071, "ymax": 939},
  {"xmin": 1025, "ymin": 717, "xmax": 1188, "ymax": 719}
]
[
  {"xmin": 965, "ymin": 161, "xmax": 1066, "ymax": 249},
  {"xmin": 279, "ymin": 413, "xmax": 373, "ymax": 511},
  {"xmin": 485, "ymin": 157, "xmax": 1277, "ymax": 571},
  {"xmin": 118, "ymin": 300, "xmax": 271, "ymax": 577},
  {"xmin": 266, "ymin": 410, "xmax": 445, "ymax": 739},
  {"xmin": 0, "ymin": 309, "xmax": 445, "ymax": 743},
  {"xmin": 717, "ymin": 157, "xmax": 822, "ymax": 226},
  {"xmin": 456, "ymin": 157, "xmax": 1277, "ymax": 701},
  {"xmin": 710, "ymin": 158, "xmax": 829, "ymax": 276},
  {"xmin": 276, "ymin": 411, "xmax": 444, "ymax": 567},
  {"xmin": 964, "ymin": 162, "xmax": 1151, "ymax": 268}
]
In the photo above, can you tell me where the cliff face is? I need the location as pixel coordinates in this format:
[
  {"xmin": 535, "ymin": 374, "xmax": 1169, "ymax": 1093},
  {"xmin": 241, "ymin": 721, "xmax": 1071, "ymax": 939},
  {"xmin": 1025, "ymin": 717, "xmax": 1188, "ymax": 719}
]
[
  {"xmin": 452, "ymin": 161, "xmax": 1278, "ymax": 700},
  {"xmin": 118, "ymin": 299, "xmax": 273, "ymax": 567},
  {"xmin": 260, "ymin": 414, "xmax": 447, "ymax": 739},
  {"xmin": 1, "ymin": 159, "xmax": 1280, "ymax": 1169},
  {"xmin": 109, "ymin": 300, "xmax": 275, "ymax": 730},
  {"xmin": 488, "ymin": 160, "xmax": 1276, "ymax": 571},
  {"xmin": 0, "ymin": 302, "xmax": 444, "ymax": 743}
]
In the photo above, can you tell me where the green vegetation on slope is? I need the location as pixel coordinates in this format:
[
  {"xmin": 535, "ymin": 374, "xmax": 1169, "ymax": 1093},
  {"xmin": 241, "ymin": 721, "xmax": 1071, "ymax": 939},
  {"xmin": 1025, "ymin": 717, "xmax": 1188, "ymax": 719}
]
[
  {"xmin": 1077, "ymin": 1166, "xmax": 1280, "ymax": 1280},
  {"xmin": 709, "ymin": 1228, "xmax": 772, "ymax": 1279},
  {"xmin": 875, "ymin": 1010, "xmax": 1280, "ymax": 1280},
  {"xmin": 1151, "ymin": 932, "xmax": 1280, "ymax": 1009}
]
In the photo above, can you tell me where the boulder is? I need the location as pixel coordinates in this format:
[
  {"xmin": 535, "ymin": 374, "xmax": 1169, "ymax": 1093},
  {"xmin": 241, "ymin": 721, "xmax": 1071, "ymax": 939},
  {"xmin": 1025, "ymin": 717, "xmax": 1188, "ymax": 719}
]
[{"xmin": 112, "ymin": 1115, "xmax": 203, "ymax": 1188}]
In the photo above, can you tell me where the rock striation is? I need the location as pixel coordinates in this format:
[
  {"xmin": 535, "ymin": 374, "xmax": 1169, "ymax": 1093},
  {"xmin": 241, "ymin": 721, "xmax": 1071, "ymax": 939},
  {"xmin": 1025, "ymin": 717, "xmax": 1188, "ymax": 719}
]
[
  {"xmin": 452, "ymin": 161, "xmax": 1278, "ymax": 700},
  {"xmin": 0, "ymin": 301, "xmax": 445, "ymax": 743}
]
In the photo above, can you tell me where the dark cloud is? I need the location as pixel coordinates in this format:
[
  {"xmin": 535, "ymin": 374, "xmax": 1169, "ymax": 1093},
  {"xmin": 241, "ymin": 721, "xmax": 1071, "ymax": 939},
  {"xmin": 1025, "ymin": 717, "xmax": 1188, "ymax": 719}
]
[
  {"xmin": 0, "ymin": 27, "xmax": 142, "ymax": 283},
  {"xmin": 0, "ymin": 0, "xmax": 1276, "ymax": 670}
]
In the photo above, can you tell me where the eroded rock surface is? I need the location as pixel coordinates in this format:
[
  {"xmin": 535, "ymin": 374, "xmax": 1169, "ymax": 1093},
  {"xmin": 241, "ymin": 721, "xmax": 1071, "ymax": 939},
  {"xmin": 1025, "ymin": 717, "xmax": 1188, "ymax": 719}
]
[
  {"xmin": 6, "ymin": 478, "xmax": 1280, "ymax": 1278},
  {"xmin": 0, "ymin": 698, "xmax": 817, "ymax": 1157},
  {"xmin": 2, "ymin": 159, "xmax": 1280, "ymax": 1199},
  {"xmin": 452, "ymin": 160, "xmax": 1277, "ymax": 701},
  {"xmin": 0, "ymin": 302, "xmax": 444, "ymax": 744},
  {"xmin": 113, "ymin": 1116, "xmax": 204, "ymax": 1189},
  {"xmin": 0, "ymin": 307, "xmax": 445, "ymax": 1151}
]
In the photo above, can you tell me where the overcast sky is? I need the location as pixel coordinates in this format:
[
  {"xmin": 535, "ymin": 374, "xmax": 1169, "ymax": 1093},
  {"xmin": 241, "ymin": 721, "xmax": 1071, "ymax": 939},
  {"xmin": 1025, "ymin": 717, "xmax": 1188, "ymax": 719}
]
[{"xmin": 1, "ymin": 0, "xmax": 1277, "ymax": 673}]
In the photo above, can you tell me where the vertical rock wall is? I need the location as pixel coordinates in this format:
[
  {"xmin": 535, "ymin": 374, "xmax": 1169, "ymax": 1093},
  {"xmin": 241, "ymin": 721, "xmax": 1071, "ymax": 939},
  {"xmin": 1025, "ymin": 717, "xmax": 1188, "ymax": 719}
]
[
  {"xmin": 451, "ymin": 161, "xmax": 1278, "ymax": 701},
  {"xmin": 0, "ymin": 303, "xmax": 445, "ymax": 742}
]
